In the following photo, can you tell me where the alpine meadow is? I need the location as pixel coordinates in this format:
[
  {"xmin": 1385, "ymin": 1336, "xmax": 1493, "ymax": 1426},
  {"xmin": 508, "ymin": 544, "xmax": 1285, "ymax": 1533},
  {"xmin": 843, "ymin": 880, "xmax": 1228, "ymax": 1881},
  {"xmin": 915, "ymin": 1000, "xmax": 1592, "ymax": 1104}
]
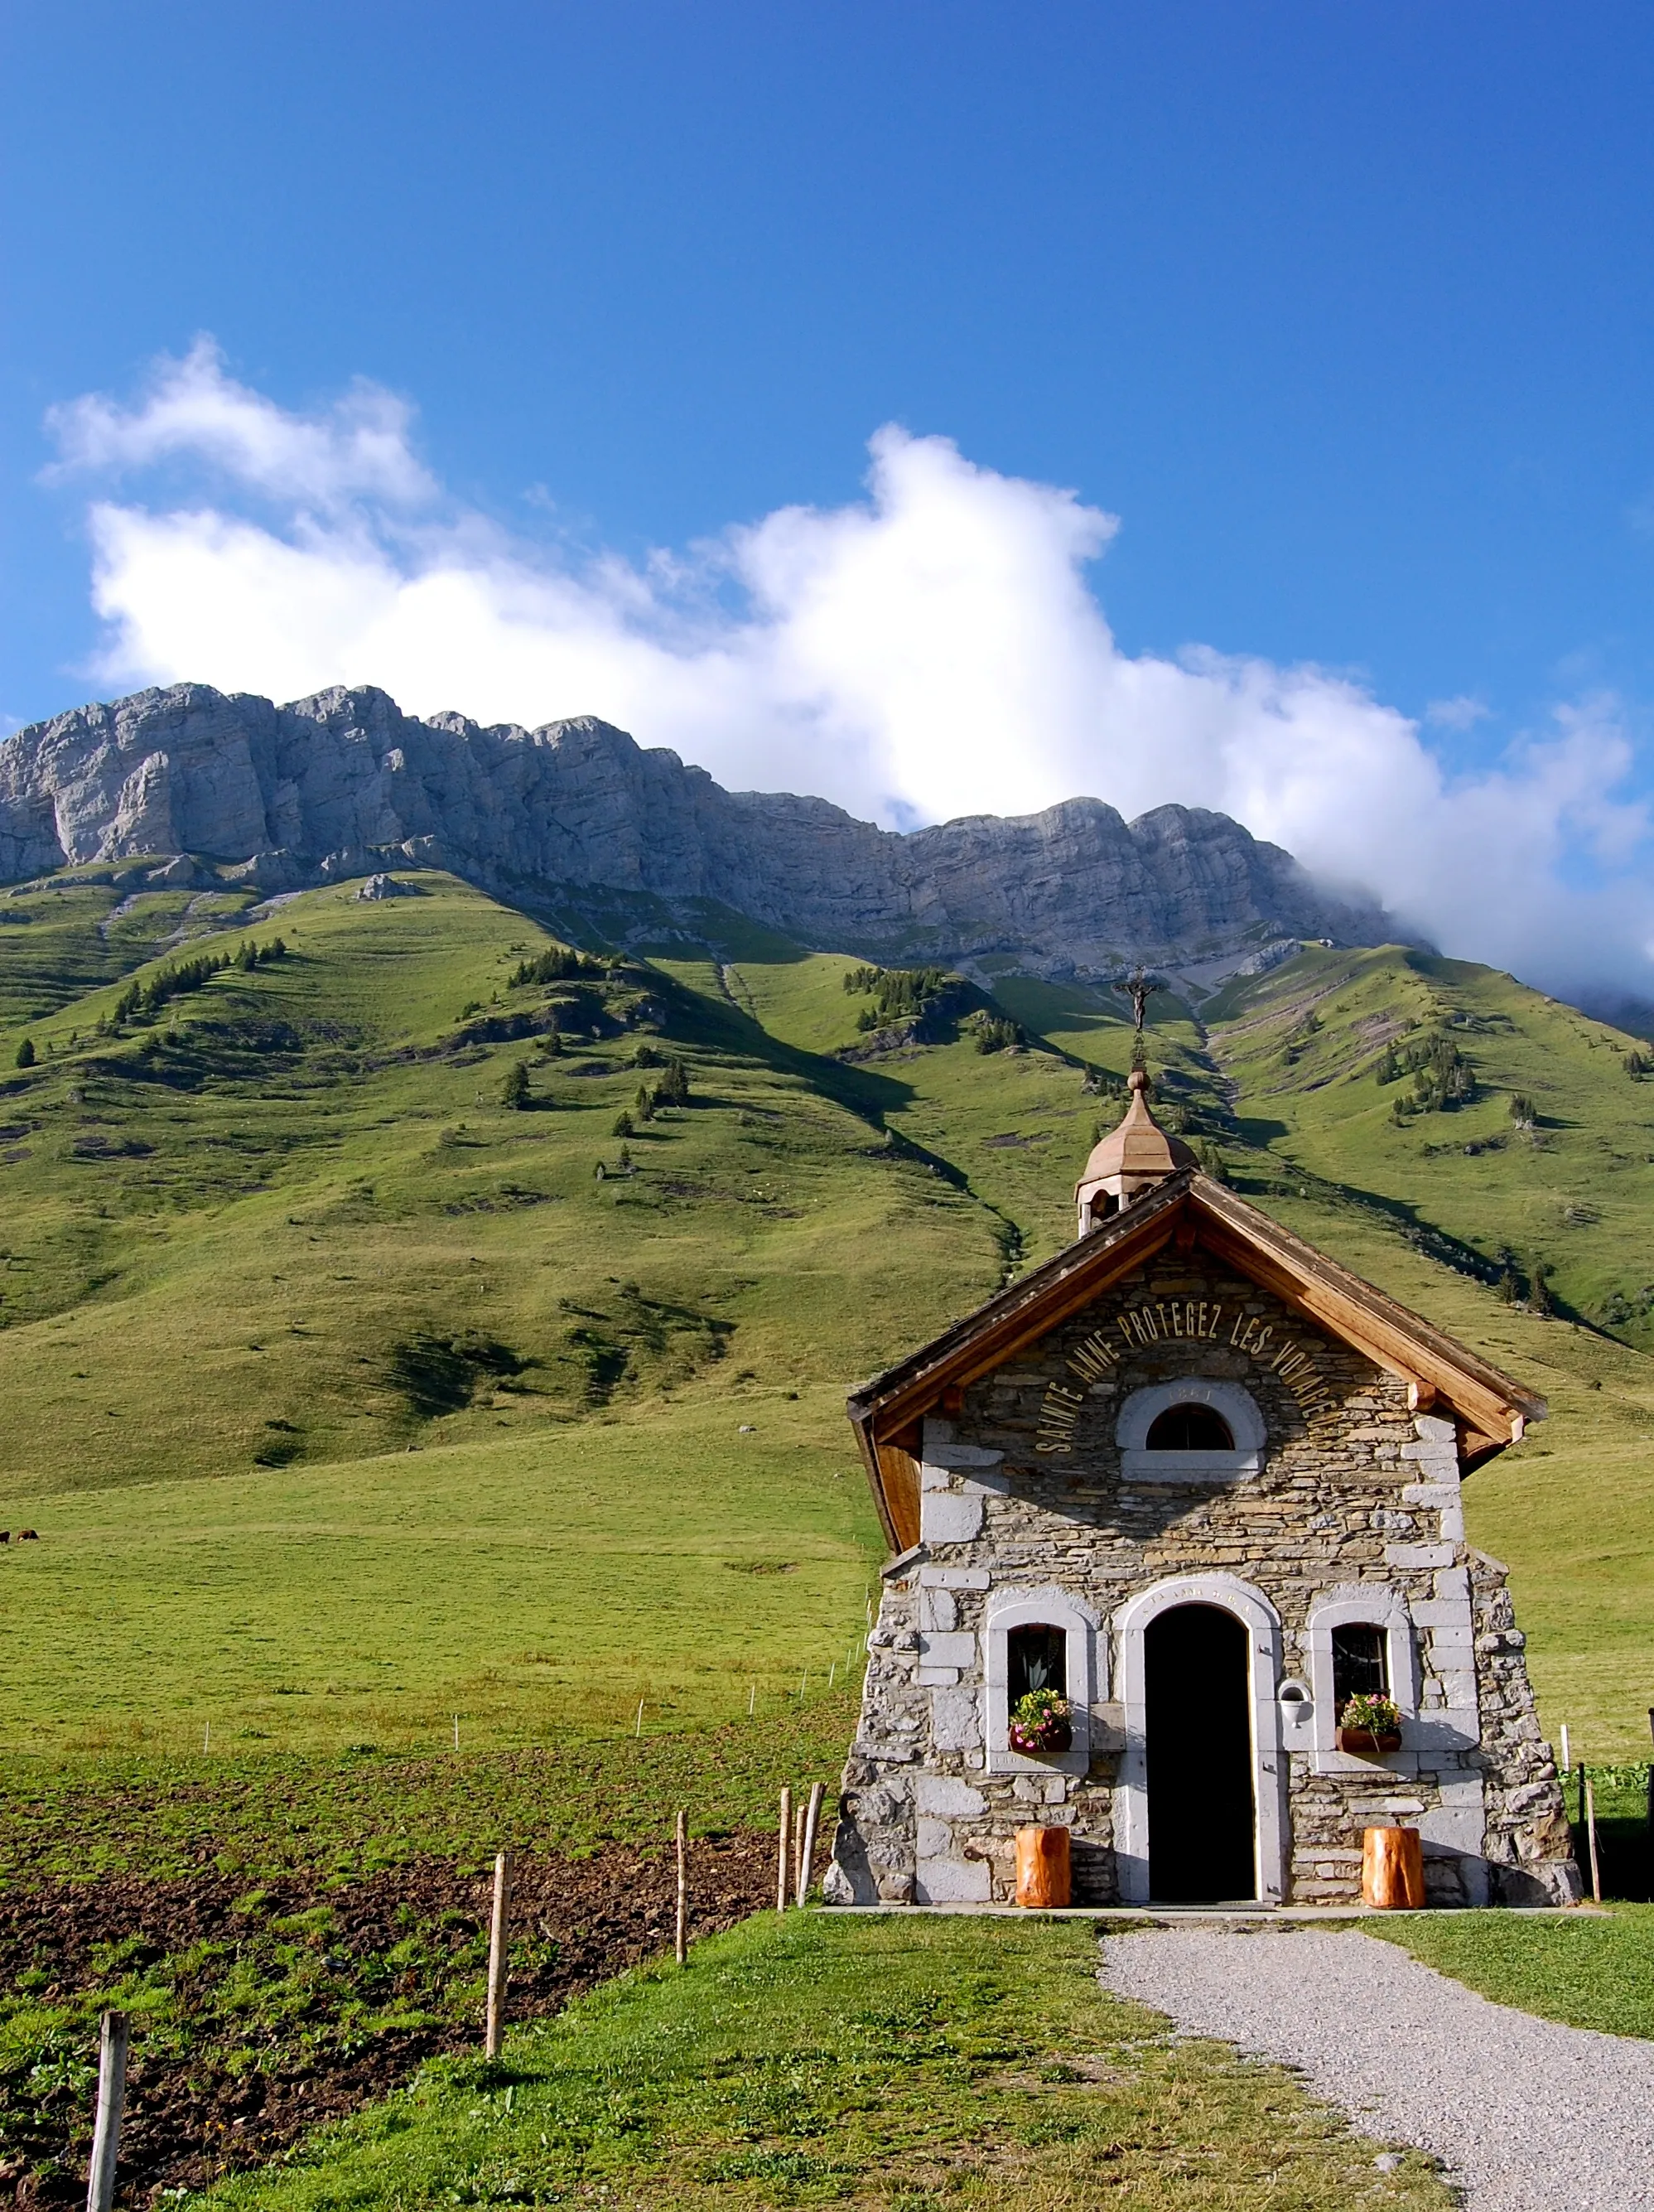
[
  {"xmin": 1, "ymin": 866, "xmax": 1650, "ymax": 1763},
  {"xmin": 4, "ymin": 845, "xmax": 1654, "ymax": 2209}
]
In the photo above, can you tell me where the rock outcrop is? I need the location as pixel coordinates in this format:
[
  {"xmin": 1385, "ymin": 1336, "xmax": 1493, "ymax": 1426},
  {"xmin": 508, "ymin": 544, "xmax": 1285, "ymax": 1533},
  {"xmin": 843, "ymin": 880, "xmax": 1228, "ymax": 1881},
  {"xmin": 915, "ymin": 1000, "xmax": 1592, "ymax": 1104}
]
[{"xmin": 0, "ymin": 683, "xmax": 1391, "ymax": 970}]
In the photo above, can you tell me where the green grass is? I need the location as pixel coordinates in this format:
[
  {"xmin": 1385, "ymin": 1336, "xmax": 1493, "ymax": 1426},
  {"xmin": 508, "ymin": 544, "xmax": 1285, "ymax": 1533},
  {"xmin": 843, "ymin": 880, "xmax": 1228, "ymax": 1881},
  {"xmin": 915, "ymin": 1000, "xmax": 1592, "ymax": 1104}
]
[
  {"xmin": 198, "ymin": 1913, "xmax": 1453, "ymax": 2212},
  {"xmin": 0, "ymin": 876, "xmax": 976, "ymax": 1748},
  {"xmin": 7, "ymin": 882, "xmax": 1654, "ymax": 1760},
  {"xmin": 731, "ymin": 933, "xmax": 1654, "ymax": 1756},
  {"xmin": 1204, "ymin": 942, "xmax": 1654, "ymax": 1342},
  {"xmin": 0, "ymin": 867, "xmax": 256, "ymax": 1028},
  {"xmin": 0, "ymin": 876, "xmax": 993, "ymax": 1491},
  {"xmin": 0, "ymin": 1396, "xmax": 875, "ymax": 1751},
  {"xmin": 5, "ymin": 886, "xmax": 1654, "ymax": 2197},
  {"xmin": 0, "ymin": 1692, "xmax": 861, "ymax": 1884},
  {"xmin": 1370, "ymin": 1907, "xmax": 1654, "ymax": 2041}
]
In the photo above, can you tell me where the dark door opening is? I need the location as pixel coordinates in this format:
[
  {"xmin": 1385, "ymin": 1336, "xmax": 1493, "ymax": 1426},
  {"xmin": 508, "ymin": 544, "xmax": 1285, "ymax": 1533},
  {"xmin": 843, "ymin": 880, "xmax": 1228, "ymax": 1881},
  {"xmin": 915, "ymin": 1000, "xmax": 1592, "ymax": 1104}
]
[{"xmin": 1145, "ymin": 1602, "xmax": 1256, "ymax": 1902}]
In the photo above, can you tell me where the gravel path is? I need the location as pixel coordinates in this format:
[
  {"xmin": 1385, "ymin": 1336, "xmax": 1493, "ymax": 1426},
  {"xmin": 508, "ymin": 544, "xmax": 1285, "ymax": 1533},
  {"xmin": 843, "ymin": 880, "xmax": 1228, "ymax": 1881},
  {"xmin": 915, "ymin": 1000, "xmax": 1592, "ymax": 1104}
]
[{"xmin": 1103, "ymin": 1925, "xmax": 1654, "ymax": 2210}]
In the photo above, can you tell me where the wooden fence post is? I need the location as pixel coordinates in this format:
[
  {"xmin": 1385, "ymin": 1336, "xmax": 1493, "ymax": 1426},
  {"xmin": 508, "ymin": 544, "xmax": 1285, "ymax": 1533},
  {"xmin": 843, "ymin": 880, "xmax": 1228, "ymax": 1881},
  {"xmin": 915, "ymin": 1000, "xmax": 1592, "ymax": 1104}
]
[
  {"xmin": 674, "ymin": 1809, "xmax": 687, "ymax": 1966},
  {"xmin": 84, "ymin": 2012, "xmax": 128, "ymax": 2212},
  {"xmin": 796, "ymin": 1781, "xmax": 824, "ymax": 1907},
  {"xmin": 776, "ymin": 1787, "xmax": 792, "ymax": 1913},
  {"xmin": 485, "ymin": 1848, "xmax": 514, "ymax": 2058},
  {"xmin": 1584, "ymin": 1775, "xmax": 1603, "ymax": 1905}
]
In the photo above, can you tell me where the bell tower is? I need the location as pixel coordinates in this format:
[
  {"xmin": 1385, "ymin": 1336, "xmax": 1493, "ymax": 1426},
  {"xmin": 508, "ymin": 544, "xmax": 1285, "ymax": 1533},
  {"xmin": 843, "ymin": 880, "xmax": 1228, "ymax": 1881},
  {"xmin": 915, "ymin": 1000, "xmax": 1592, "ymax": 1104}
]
[{"xmin": 1073, "ymin": 1070, "xmax": 1193, "ymax": 1236}]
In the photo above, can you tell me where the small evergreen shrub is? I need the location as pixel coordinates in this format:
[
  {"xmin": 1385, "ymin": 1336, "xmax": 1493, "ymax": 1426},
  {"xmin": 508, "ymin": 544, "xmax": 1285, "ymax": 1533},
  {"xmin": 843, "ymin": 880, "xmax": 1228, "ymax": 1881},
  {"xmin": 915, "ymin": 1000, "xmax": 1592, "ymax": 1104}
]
[
  {"xmin": 509, "ymin": 945, "xmax": 602, "ymax": 988},
  {"xmin": 971, "ymin": 1014, "xmax": 1024, "ymax": 1055},
  {"xmin": 842, "ymin": 964, "xmax": 952, "ymax": 1031}
]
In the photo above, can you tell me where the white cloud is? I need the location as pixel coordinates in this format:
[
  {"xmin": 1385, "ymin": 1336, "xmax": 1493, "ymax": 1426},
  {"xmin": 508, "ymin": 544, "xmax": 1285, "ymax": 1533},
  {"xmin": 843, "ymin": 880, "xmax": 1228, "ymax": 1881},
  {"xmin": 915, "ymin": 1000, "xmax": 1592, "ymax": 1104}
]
[
  {"xmin": 44, "ymin": 345, "xmax": 1654, "ymax": 1000},
  {"xmin": 46, "ymin": 339, "xmax": 435, "ymax": 511},
  {"xmin": 1425, "ymin": 693, "xmax": 1491, "ymax": 732}
]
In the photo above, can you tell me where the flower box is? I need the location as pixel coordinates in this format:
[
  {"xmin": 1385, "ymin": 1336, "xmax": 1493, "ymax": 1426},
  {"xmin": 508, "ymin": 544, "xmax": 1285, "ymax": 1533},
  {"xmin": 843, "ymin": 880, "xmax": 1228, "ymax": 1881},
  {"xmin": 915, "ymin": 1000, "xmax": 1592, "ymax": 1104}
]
[
  {"xmin": 1009, "ymin": 1717, "xmax": 1072, "ymax": 1756},
  {"xmin": 1008, "ymin": 1688, "xmax": 1072, "ymax": 1757},
  {"xmin": 1337, "ymin": 1693, "xmax": 1401, "ymax": 1756},
  {"xmin": 1338, "ymin": 1726, "xmax": 1403, "ymax": 1756}
]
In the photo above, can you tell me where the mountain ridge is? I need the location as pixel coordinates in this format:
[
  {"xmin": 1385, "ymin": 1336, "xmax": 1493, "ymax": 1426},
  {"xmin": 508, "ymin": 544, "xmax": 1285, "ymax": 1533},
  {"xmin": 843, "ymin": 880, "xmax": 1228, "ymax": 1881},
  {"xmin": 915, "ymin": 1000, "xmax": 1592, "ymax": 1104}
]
[{"xmin": 0, "ymin": 681, "xmax": 1392, "ymax": 976}]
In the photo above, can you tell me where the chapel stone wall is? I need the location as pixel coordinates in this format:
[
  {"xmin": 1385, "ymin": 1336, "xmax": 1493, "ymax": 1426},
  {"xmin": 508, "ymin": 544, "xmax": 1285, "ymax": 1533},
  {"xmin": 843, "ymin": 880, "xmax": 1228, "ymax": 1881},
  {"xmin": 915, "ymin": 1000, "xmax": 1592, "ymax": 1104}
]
[{"xmin": 829, "ymin": 1245, "xmax": 1580, "ymax": 1910}]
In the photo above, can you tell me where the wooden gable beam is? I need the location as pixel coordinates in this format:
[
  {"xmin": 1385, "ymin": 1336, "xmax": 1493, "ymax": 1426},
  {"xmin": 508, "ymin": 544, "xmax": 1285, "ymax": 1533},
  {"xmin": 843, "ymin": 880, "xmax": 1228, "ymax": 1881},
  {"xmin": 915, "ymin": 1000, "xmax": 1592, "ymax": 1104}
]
[
  {"xmin": 1191, "ymin": 1212, "xmax": 1528, "ymax": 1444},
  {"xmin": 875, "ymin": 1443, "xmax": 922, "ymax": 1553},
  {"xmin": 846, "ymin": 1167, "xmax": 1542, "ymax": 1553},
  {"xmin": 858, "ymin": 1212, "xmax": 1181, "ymax": 1446}
]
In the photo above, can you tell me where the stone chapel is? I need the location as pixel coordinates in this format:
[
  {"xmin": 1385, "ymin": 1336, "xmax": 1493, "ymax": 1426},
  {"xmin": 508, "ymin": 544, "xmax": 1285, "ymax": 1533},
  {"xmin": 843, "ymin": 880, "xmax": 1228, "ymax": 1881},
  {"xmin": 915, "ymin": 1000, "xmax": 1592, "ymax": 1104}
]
[{"xmin": 827, "ymin": 1072, "xmax": 1580, "ymax": 1910}]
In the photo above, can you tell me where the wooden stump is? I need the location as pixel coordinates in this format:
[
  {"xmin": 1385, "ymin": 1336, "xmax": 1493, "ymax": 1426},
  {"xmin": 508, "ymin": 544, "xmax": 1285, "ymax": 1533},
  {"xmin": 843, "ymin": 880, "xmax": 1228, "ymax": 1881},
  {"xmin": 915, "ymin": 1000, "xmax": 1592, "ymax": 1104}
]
[
  {"xmin": 1015, "ymin": 1824, "xmax": 1072, "ymax": 1909},
  {"xmin": 1362, "ymin": 1823, "xmax": 1425, "ymax": 1909}
]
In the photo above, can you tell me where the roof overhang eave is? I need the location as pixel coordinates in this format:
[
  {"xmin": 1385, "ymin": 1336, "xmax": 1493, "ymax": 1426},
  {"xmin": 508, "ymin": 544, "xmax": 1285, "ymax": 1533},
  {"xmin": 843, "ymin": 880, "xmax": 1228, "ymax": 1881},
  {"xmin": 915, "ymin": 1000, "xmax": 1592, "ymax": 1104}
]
[{"xmin": 845, "ymin": 1171, "xmax": 1545, "ymax": 1551}]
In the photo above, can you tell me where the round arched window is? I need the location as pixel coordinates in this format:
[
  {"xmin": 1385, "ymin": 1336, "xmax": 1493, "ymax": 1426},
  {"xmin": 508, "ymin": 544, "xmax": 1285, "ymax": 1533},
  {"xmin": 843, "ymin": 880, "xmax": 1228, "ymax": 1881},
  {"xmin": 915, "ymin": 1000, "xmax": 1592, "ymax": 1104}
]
[{"xmin": 1145, "ymin": 1402, "xmax": 1236, "ymax": 1451}]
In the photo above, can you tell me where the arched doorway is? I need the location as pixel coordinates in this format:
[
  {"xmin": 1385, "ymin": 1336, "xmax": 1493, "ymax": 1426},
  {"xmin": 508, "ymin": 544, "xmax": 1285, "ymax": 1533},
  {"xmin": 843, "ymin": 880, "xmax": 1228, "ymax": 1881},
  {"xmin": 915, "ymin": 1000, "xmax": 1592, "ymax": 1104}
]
[{"xmin": 1145, "ymin": 1602, "xmax": 1256, "ymax": 1901}]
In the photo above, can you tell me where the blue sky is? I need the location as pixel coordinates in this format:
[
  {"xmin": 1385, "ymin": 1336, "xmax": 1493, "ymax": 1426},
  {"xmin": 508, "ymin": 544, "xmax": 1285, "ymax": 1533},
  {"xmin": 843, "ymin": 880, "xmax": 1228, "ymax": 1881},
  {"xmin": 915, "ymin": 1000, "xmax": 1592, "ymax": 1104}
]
[{"xmin": 6, "ymin": 3, "xmax": 1654, "ymax": 989}]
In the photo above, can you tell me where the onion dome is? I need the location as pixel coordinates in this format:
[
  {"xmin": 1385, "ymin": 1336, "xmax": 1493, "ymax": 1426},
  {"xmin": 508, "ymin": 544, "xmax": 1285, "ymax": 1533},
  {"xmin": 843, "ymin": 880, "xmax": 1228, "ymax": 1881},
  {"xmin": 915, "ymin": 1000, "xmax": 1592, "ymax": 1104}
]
[{"xmin": 1074, "ymin": 1069, "xmax": 1195, "ymax": 1236}]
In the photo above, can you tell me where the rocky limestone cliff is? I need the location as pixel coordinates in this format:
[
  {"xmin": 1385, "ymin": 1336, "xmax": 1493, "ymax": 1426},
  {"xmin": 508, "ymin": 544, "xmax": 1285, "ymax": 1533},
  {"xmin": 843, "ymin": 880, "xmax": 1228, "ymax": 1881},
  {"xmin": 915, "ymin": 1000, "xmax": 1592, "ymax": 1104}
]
[{"xmin": 0, "ymin": 683, "xmax": 1391, "ymax": 971}]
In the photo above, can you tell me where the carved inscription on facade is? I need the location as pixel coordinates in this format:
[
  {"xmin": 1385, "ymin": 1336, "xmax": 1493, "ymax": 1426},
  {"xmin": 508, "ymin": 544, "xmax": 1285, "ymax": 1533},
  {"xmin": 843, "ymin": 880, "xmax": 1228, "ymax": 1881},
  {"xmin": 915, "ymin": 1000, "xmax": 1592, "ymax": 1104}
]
[{"xmin": 1034, "ymin": 1299, "xmax": 1335, "ymax": 1455}]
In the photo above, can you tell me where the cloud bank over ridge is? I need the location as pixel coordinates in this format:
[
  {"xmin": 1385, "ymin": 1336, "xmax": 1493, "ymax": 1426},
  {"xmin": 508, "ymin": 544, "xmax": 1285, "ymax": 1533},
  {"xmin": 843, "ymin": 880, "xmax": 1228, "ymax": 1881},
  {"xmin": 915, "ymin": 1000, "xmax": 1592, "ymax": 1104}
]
[{"xmin": 42, "ymin": 340, "xmax": 1654, "ymax": 1000}]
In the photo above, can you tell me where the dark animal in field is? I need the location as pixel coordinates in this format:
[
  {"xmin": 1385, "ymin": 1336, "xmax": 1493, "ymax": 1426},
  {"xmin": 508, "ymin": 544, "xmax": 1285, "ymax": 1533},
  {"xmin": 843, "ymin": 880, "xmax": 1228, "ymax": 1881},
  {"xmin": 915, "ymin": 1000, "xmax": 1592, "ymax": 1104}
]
[
  {"xmin": 0, "ymin": 1533, "xmax": 8, "ymax": 1544},
  {"xmin": 17, "ymin": 1529, "xmax": 36, "ymax": 1540}
]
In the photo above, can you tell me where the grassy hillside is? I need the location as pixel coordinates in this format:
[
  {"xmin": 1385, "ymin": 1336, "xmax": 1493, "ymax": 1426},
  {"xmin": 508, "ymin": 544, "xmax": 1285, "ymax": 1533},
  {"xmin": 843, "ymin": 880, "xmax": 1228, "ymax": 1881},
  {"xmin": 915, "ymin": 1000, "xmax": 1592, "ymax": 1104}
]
[
  {"xmin": 0, "ymin": 873, "xmax": 989, "ymax": 1490},
  {"xmin": 0, "ymin": 872, "xmax": 1005, "ymax": 1751},
  {"xmin": 2, "ymin": 874, "xmax": 1653, "ymax": 1756},
  {"xmin": 1203, "ymin": 942, "xmax": 1654, "ymax": 1335}
]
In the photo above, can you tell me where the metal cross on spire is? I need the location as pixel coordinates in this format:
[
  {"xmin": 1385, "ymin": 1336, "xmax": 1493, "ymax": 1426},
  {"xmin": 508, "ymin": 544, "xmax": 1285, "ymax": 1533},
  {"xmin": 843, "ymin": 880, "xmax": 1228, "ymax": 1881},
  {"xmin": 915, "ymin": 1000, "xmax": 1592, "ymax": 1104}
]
[{"xmin": 1113, "ymin": 964, "xmax": 1163, "ymax": 1034}]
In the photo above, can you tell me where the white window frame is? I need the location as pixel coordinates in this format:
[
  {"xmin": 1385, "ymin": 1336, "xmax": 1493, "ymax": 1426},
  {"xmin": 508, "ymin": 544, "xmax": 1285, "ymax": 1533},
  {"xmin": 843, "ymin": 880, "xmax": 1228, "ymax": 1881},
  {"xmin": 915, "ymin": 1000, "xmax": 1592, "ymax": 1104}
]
[
  {"xmin": 982, "ymin": 1586, "xmax": 1100, "ymax": 1776},
  {"xmin": 1112, "ymin": 1573, "xmax": 1287, "ymax": 1905},
  {"xmin": 1116, "ymin": 1378, "xmax": 1265, "ymax": 1484},
  {"xmin": 1304, "ymin": 1585, "xmax": 1420, "ymax": 1775}
]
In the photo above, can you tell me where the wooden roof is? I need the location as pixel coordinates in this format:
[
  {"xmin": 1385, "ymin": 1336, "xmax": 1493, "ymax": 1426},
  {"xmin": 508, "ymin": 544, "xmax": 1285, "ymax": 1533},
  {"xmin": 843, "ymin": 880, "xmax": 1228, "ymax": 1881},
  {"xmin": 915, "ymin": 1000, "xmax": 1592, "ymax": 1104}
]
[{"xmin": 846, "ymin": 1166, "xmax": 1546, "ymax": 1553}]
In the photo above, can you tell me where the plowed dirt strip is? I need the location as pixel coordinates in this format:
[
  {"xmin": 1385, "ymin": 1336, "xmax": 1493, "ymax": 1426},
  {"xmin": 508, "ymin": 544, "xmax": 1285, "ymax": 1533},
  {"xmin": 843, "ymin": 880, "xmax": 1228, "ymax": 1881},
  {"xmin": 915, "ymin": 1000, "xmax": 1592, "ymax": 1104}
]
[{"xmin": 0, "ymin": 1836, "xmax": 773, "ymax": 2206}]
